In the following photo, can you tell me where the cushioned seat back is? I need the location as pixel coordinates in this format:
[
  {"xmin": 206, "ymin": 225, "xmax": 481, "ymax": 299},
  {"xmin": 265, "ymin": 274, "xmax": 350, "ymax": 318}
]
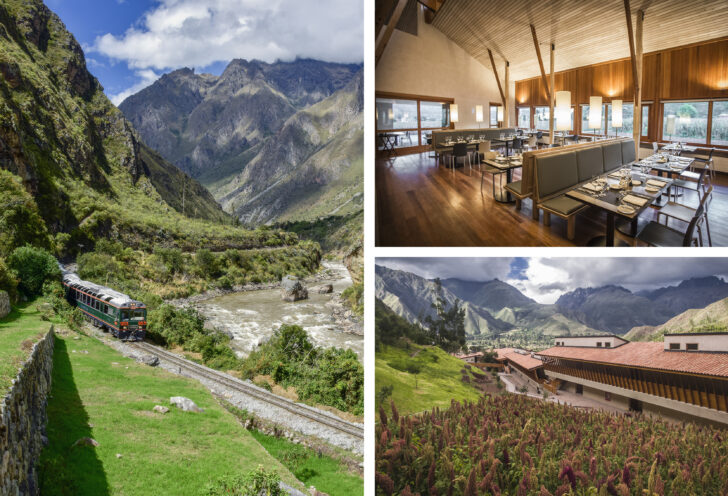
[
  {"xmin": 536, "ymin": 152, "xmax": 579, "ymax": 198},
  {"xmin": 602, "ymin": 142, "xmax": 622, "ymax": 171},
  {"xmin": 621, "ymin": 139, "xmax": 636, "ymax": 164},
  {"xmin": 576, "ymin": 147, "xmax": 604, "ymax": 182}
]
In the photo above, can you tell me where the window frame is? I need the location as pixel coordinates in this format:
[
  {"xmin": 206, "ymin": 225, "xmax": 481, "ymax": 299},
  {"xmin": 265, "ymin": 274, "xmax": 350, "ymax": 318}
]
[
  {"xmin": 375, "ymin": 92, "xmax": 454, "ymax": 155},
  {"xmin": 516, "ymin": 106, "xmax": 531, "ymax": 129},
  {"xmin": 659, "ymin": 99, "xmax": 728, "ymax": 148}
]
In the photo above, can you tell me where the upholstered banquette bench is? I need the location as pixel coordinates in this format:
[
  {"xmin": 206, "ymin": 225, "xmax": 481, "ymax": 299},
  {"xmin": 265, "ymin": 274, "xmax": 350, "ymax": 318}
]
[{"xmin": 507, "ymin": 138, "xmax": 636, "ymax": 240}]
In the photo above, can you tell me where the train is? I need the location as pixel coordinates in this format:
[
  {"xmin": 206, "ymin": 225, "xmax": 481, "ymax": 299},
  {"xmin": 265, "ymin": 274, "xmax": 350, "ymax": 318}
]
[{"xmin": 61, "ymin": 268, "xmax": 147, "ymax": 341}]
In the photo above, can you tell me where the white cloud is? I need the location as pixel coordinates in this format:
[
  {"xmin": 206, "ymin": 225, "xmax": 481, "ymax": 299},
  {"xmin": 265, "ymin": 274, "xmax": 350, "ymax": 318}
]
[
  {"xmin": 507, "ymin": 258, "xmax": 571, "ymax": 304},
  {"xmin": 92, "ymin": 0, "xmax": 363, "ymax": 71},
  {"xmin": 109, "ymin": 69, "xmax": 161, "ymax": 106}
]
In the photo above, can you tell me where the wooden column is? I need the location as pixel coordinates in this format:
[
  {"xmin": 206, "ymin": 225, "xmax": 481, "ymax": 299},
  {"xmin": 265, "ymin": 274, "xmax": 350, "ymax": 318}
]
[
  {"xmin": 505, "ymin": 61, "xmax": 510, "ymax": 127},
  {"xmin": 530, "ymin": 24, "xmax": 551, "ymax": 104},
  {"xmin": 488, "ymin": 49, "xmax": 507, "ymax": 112},
  {"xmin": 548, "ymin": 43, "xmax": 555, "ymax": 144}
]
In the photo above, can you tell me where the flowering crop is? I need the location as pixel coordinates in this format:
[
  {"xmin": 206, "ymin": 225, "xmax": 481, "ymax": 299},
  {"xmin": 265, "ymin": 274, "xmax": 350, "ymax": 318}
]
[{"xmin": 375, "ymin": 395, "xmax": 728, "ymax": 495}]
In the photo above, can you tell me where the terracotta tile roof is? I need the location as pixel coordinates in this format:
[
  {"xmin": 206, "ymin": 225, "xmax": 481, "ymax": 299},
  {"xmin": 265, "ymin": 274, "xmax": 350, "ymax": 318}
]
[
  {"xmin": 539, "ymin": 342, "xmax": 728, "ymax": 378},
  {"xmin": 501, "ymin": 350, "xmax": 544, "ymax": 371},
  {"xmin": 494, "ymin": 348, "xmax": 516, "ymax": 361}
]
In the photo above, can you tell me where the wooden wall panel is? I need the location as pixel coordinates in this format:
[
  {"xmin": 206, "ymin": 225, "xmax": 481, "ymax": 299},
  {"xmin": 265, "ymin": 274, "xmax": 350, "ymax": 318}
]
[{"xmin": 515, "ymin": 37, "xmax": 728, "ymax": 106}]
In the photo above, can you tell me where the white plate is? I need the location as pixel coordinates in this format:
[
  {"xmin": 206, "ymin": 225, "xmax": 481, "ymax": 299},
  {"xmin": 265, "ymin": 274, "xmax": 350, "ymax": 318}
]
[
  {"xmin": 618, "ymin": 204, "xmax": 636, "ymax": 215},
  {"xmin": 645, "ymin": 186, "xmax": 660, "ymax": 193},
  {"xmin": 632, "ymin": 180, "xmax": 642, "ymax": 186},
  {"xmin": 609, "ymin": 183, "xmax": 624, "ymax": 190}
]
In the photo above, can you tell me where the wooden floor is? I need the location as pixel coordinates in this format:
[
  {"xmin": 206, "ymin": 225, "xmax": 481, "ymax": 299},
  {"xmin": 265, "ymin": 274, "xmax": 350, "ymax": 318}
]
[{"xmin": 375, "ymin": 152, "xmax": 728, "ymax": 247}]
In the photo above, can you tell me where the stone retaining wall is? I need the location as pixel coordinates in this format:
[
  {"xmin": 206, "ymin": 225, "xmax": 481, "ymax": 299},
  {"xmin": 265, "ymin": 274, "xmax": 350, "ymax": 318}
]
[
  {"xmin": 0, "ymin": 326, "xmax": 55, "ymax": 496},
  {"xmin": 0, "ymin": 290, "xmax": 9, "ymax": 319}
]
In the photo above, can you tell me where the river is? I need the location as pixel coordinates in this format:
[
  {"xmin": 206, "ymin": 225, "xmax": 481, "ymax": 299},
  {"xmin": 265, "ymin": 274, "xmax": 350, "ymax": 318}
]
[{"xmin": 194, "ymin": 261, "xmax": 363, "ymax": 359}]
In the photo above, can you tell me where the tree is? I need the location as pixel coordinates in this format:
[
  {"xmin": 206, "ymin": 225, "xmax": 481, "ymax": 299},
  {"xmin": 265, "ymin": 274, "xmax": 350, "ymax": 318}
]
[
  {"xmin": 7, "ymin": 246, "xmax": 60, "ymax": 297},
  {"xmin": 677, "ymin": 103, "xmax": 698, "ymax": 119},
  {"xmin": 406, "ymin": 362, "xmax": 421, "ymax": 390},
  {"xmin": 423, "ymin": 279, "xmax": 466, "ymax": 353}
]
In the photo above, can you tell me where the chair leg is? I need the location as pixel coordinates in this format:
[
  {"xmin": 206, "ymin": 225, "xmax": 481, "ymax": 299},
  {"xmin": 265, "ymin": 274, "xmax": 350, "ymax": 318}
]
[
  {"xmin": 532, "ymin": 203, "xmax": 540, "ymax": 221},
  {"xmin": 515, "ymin": 198, "xmax": 522, "ymax": 210},
  {"xmin": 705, "ymin": 213, "xmax": 712, "ymax": 247},
  {"xmin": 567, "ymin": 216, "xmax": 575, "ymax": 240},
  {"xmin": 543, "ymin": 211, "xmax": 551, "ymax": 227}
]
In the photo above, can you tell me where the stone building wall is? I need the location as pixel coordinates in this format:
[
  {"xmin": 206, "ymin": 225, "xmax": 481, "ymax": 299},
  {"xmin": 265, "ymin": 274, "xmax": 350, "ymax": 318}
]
[{"xmin": 0, "ymin": 326, "xmax": 55, "ymax": 496}]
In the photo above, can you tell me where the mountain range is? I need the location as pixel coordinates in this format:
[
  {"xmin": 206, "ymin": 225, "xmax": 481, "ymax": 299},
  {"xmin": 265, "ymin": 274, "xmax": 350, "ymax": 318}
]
[
  {"xmin": 120, "ymin": 58, "xmax": 363, "ymax": 226},
  {"xmin": 375, "ymin": 265, "xmax": 728, "ymax": 346},
  {"xmin": 0, "ymin": 0, "xmax": 231, "ymax": 255}
]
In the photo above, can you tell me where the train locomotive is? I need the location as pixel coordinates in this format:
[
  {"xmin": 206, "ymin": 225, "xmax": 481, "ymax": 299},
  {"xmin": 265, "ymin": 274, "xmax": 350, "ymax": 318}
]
[{"xmin": 61, "ymin": 269, "xmax": 147, "ymax": 341}]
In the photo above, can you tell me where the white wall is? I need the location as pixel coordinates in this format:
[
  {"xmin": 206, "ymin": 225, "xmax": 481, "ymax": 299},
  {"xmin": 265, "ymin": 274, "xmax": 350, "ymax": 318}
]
[
  {"xmin": 376, "ymin": 7, "xmax": 514, "ymax": 130},
  {"xmin": 558, "ymin": 336, "xmax": 625, "ymax": 348},
  {"xmin": 664, "ymin": 334, "xmax": 728, "ymax": 352}
]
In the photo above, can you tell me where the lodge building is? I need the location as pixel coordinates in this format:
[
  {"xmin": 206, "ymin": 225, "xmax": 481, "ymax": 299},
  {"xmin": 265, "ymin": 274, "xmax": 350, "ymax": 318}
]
[{"xmin": 489, "ymin": 333, "xmax": 728, "ymax": 425}]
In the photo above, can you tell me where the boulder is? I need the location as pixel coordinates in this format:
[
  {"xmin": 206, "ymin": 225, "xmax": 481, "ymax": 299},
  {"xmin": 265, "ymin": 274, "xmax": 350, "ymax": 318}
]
[
  {"xmin": 281, "ymin": 275, "xmax": 308, "ymax": 302},
  {"xmin": 0, "ymin": 290, "xmax": 9, "ymax": 319},
  {"xmin": 72, "ymin": 437, "xmax": 99, "ymax": 448},
  {"xmin": 316, "ymin": 284, "xmax": 334, "ymax": 294},
  {"xmin": 170, "ymin": 396, "xmax": 204, "ymax": 413},
  {"xmin": 137, "ymin": 353, "xmax": 159, "ymax": 367},
  {"xmin": 153, "ymin": 405, "xmax": 170, "ymax": 414}
]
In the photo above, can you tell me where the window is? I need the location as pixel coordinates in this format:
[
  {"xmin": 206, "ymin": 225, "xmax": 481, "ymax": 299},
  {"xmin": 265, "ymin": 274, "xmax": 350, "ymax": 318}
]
[
  {"xmin": 490, "ymin": 105, "xmax": 498, "ymax": 127},
  {"xmin": 581, "ymin": 104, "xmax": 605, "ymax": 134},
  {"xmin": 686, "ymin": 343, "xmax": 699, "ymax": 351},
  {"xmin": 711, "ymin": 100, "xmax": 728, "ymax": 146},
  {"xmin": 605, "ymin": 342, "xmax": 611, "ymax": 348},
  {"xmin": 662, "ymin": 101, "xmax": 709, "ymax": 144},
  {"xmin": 534, "ymin": 106, "xmax": 550, "ymax": 130},
  {"xmin": 576, "ymin": 384, "xmax": 583, "ymax": 395},
  {"xmin": 605, "ymin": 392, "xmax": 611, "ymax": 401},
  {"xmin": 669, "ymin": 342, "xmax": 680, "ymax": 350},
  {"xmin": 376, "ymin": 96, "xmax": 451, "ymax": 150},
  {"xmin": 596, "ymin": 342, "xmax": 603, "ymax": 347},
  {"xmin": 555, "ymin": 107, "xmax": 575, "ymax": 132},
  {"xmin": 121, "ymin": 310, "xmax": 129, "ymax": 321},
  {"xmin": 517, "ymin": 107, "xmax": 531, "ymax": 128},
  {"xmin": 606, "ymin": 103, "xmax": 650, "ymax": 137}
]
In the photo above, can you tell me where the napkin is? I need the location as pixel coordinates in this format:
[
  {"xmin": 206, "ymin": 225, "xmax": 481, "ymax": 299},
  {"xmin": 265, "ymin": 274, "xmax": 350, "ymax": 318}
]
[
  {"xmin": 607, "ymin": 172, "xmax": 622, "ymax": 179},
  {"xmin": 582, "ymin": 182, "xmax": 601, "ymax": 192},
  {"xmin": 646, "ymin": 179, "xmax": 666, "ymax": 188},
  {"xmin": 622, "ymin": 194, "xmax": 649, "ymax": 207}
]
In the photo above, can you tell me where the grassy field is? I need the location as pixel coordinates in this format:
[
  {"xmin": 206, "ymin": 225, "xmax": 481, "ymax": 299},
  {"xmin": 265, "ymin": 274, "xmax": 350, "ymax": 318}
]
[
  {"xmin": 38, "ymin": 329, "xmax": 305, "ymax": 496},
  {"xmin": 375, "ymin": 343, "xmax": 491, "ymax": 417},
  {"xmin": 249, "ymin": 430, "xmax": 363, "ymax": 496},
  {"xmin": 0, "ymin": 298, "xmax": 54, "ymax": 395}
]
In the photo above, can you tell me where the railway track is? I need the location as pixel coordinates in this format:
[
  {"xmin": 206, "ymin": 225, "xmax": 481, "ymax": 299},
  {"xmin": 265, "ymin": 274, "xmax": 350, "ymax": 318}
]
[{"xmin": 130, "ymin": 341, "xmax": 364, "ymax": 441}]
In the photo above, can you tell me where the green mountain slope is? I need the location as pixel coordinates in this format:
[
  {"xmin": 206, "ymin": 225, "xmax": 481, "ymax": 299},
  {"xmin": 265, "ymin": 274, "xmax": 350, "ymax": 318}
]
[
  {"xmin": 624, "ymin": 297, "xmax": 728, "ymax": 341},
  {"xmin": 0, "ymin": 0, "xmax": 299, "ymax": 256}
]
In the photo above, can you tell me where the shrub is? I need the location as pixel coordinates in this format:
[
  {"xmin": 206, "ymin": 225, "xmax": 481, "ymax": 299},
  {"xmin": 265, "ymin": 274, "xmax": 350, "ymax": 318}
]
[
  {"xmin": 206, "ymin": 466, "xmax": 282, "ymax": 496},
  {"xmin": 195, "ymin": 249, "xmax": 220, "ymax": 278},
  {"xmin": 0, "ymin": 170, "xmax": 51, "ymax": 257},
  {"xmin": 8, "ymin": 246, "xmax": 60, "ymax": 297},
  {"xmin": 0, "ymin": 257, "xmax": 18, "ymax": 302},
  {"xmin": 146, "ymin": 304, "xmax": 205, "ymax": 347}
]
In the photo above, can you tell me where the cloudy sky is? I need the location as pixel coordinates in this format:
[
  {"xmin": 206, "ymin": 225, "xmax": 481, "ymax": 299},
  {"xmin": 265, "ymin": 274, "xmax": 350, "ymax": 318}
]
[
  {"xmin": 377, "ymin": 258, "xmax": 728, "ymax": 304},
  {"xmin": 47, "ymin": 0, "xmax": 363, "ymax": 105}
]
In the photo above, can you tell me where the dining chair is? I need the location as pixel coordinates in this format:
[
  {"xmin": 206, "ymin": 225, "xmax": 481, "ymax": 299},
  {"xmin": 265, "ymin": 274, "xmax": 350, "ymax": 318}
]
[
  {"xmin": 670, "ymin": 163, "xmax": 708, "ymax": 202},
  {"xmin": 512, "ymin": 138, "xmax": 523, "ymax": 155},
  {"xmin": 536, "ymin": 131, "xmax": 545, "ymax": 148},
  {"xmin": 652, "ymin": 142, "xmax": 659, "ymax": 154},
  {"xmin": 684, "ymin": 148, "xmax": 715, "ymax": 180},
  {"xmin": 449, "ymin": 142, "xmax": 471, "ymax": 175},
  {"xmin": 635, "ymin": 204, "xmax": 703, "ymax": 247},
  {"xmin": 656, "ymin": 183, "xmax": 713, "ymax": 247}
]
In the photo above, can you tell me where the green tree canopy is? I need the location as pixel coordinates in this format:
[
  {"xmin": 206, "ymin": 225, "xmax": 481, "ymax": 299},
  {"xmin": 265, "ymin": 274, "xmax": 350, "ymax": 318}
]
[
  {"xmin": 0, "ymin": 170, "xmax": 51, "ymax": 257},
  {"xmin": 423, "ymin": 278, "xmax": 466, "ymax": 353},
  {"xmin": 8, "ymin": 246, "xmax": 60, "ymax": 297}
]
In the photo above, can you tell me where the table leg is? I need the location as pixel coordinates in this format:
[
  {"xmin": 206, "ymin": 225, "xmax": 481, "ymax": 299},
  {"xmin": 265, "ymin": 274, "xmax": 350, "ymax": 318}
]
[{"xmin": 653, "ymin": 170, "xmax": 669, "ymax": 207}]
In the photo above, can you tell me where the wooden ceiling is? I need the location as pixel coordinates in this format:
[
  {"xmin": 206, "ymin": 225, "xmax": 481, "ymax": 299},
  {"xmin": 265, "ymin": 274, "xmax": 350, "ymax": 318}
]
[{"xmin": 431, "ymin": 0, "xmax": 728, "ymax": 81}]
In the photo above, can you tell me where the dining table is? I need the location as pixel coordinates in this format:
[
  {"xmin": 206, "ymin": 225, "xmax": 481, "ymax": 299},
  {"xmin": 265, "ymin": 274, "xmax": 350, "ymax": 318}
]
[
  {"xmin": 566, "ymin": 168, "xmax": 673, "ymax": 246},
  {"xmin": 632, "ymin": 154, "xmax": 694, "ymax": 206},
  {"xmin": 662, "ymin": 143, "xmax": 698, "ymax": 153},
  {"xmin": 481, "ymin": 156, "xmax": 523, "ymax": 202},
  {"xmin": 491, "ymin": 135, "xmax": 519, "ymax": 156},
  {"xmin": 435, "ymin": 139, "xmax": 488, "ymax": 167}
]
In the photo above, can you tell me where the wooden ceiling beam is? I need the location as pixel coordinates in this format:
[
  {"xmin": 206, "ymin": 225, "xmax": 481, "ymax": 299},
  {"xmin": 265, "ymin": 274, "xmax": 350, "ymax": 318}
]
[
  {"xmin": 530, "ymin": 24, "xmax": 551, "ymax": 102},
  {"xmin": 488, "ymin": 48, "xmax": 507, "ymax": 108},
  {"xmin": 375, "ymin": 0, "xmax": 408, "ymax": 66},
  {"xmin": 624, "ymin": 0, "xmax": 639, "ymax": 95},
  {"xmin": 421, "ymin": 0, "xmax": 445, "ymax": 24}
]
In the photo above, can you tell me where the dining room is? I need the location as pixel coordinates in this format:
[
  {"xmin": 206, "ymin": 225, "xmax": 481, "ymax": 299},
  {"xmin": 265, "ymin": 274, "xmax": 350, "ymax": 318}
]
[{"xmin": 374, "ymin": 0, "xmax": 728, "ymax": 247}]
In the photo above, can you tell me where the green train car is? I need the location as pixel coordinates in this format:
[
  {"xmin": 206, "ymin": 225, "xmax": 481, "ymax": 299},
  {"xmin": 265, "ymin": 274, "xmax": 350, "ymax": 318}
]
[{"xmin": 61, "ymin": 271, "xmax": 146, "ymax": 341}]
